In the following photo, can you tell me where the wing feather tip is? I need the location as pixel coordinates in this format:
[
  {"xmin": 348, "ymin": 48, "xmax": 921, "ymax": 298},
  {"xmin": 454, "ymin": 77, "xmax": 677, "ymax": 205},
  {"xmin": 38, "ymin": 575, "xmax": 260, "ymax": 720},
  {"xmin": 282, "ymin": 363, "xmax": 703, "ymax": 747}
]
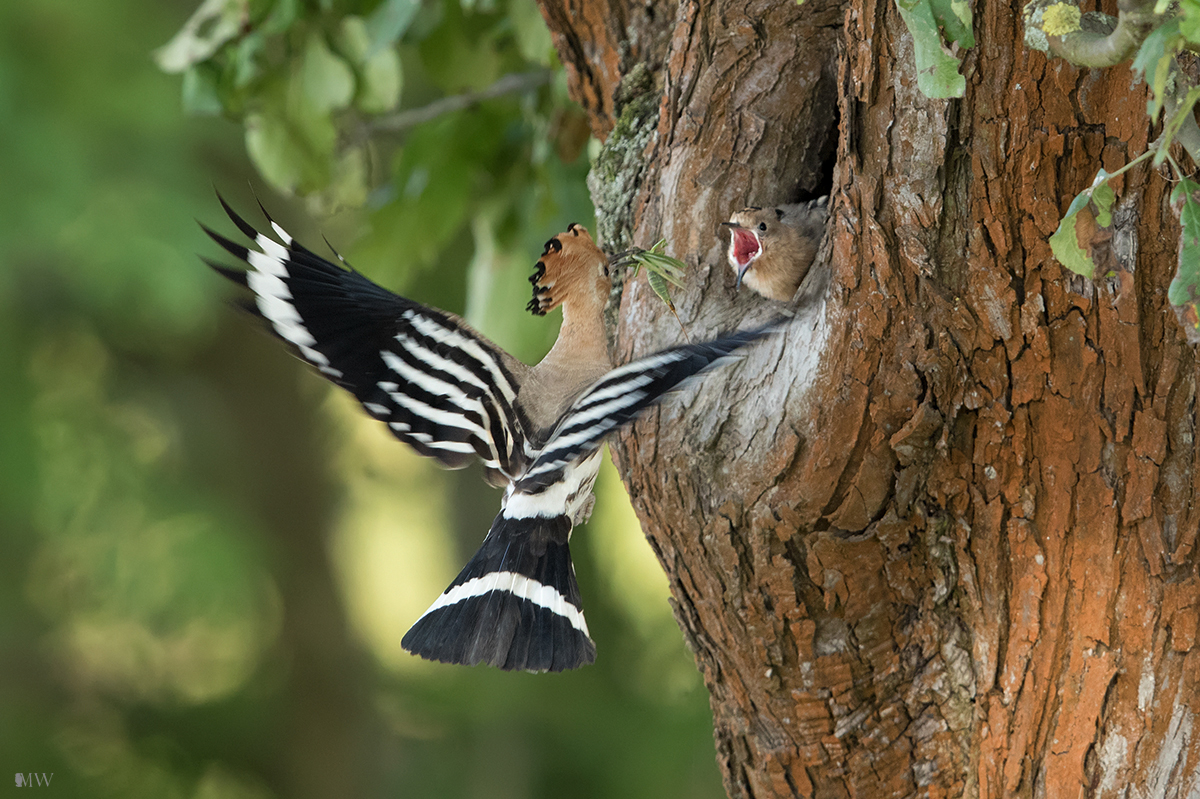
[{"xmin": 215, "ymin": 191, "xmax": 263, "ymax": 242}]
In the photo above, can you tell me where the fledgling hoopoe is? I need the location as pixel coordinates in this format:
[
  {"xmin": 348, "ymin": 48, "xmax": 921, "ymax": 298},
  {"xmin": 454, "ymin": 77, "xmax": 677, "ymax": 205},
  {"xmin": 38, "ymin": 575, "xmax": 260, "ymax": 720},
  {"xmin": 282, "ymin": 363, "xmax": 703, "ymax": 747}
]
[
  {"xmin": 723, "ymin": 196, "xmax": 829, "ymax": 301},
  {"xmin": 203, "ymin": 196, "xmax": 777, "ymax": 672}
]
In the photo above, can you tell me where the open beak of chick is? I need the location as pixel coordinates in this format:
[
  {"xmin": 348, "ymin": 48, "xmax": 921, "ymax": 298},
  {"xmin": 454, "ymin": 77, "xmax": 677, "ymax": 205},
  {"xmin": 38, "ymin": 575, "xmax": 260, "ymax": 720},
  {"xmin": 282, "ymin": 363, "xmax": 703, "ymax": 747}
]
[{"xmin": 721, "ymin": 222, "xmax": 762, "ymax": 290}]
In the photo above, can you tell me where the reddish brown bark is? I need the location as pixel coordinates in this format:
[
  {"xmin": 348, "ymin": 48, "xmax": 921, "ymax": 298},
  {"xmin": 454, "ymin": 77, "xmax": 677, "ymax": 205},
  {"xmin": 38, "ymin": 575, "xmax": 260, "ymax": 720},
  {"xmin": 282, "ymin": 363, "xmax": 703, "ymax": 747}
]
[{"xmin": 541, "ymin": 0, "xmax": 1200, "ymax": 796}]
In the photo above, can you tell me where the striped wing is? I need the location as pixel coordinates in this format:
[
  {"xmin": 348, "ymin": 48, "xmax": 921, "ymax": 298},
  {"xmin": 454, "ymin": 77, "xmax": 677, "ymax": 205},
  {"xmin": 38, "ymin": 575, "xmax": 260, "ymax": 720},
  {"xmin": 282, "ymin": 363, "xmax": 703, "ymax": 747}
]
[
  {"xmin": 514, "ymin": 325, "xmax": 778, "ymax": 491},
  {"xmin": 204, "ymin": 196, "xmax": 529, "ymax": 480}
]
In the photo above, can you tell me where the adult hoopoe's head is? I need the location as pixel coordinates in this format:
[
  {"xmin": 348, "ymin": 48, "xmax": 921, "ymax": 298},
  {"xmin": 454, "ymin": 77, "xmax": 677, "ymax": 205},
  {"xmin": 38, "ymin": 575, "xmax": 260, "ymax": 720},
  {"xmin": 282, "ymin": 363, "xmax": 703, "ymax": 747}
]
[{"xmin": 527, "ymin": 223, "xmax": 610, "ymax": 316}]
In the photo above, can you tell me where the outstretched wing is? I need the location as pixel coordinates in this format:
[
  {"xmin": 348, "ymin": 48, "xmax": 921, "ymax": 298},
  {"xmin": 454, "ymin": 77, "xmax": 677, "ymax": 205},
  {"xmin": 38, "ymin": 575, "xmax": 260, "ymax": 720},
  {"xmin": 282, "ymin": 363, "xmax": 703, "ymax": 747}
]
[
  {"xmin": 203, "ymin": 195, "xmax": 530, "ymax": 481},
  {"xmin": 514, "ymin": 325, "xmax": 779, "ymax": 491}
]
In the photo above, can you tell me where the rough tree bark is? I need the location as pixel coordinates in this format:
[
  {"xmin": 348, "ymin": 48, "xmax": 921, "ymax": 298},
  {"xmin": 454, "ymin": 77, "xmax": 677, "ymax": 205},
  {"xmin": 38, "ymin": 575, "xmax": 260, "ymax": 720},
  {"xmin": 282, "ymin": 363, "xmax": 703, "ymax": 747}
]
[{"xmin": 539, "ymin": 0, "xmax": 1200, "ymax": 796}]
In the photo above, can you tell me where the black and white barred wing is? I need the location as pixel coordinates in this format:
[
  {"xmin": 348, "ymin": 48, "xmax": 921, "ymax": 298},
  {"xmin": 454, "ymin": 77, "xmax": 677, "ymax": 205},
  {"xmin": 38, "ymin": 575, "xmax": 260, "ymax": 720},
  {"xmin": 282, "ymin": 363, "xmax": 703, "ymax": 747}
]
[
  {"xmin": 515, "ymin": 326, "xmax": 778, "ymax": 491},
  {"xmin": 203, "ymin": 196, "xmax": 529, "ymax": 480}
]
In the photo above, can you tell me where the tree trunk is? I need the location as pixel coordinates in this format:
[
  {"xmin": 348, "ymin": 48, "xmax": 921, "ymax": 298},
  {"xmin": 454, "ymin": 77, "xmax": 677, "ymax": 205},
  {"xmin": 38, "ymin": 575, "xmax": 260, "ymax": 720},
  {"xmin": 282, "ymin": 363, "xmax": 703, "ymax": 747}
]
[{"xmin": 540, "ymin": 0, "xmax": 1200, "ymax": 796}]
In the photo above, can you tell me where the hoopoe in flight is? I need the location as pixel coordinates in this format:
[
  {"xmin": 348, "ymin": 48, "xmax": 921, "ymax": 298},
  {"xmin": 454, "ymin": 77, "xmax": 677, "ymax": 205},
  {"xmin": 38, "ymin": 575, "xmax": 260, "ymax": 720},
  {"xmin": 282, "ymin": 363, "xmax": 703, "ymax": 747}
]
[
  {"xmin": 204, "ymin": 196, "xmax": 777, "ymax": 672},
  {"xmin": 723, "ymin": 197, "xmax": 828, "ymax": 301}
]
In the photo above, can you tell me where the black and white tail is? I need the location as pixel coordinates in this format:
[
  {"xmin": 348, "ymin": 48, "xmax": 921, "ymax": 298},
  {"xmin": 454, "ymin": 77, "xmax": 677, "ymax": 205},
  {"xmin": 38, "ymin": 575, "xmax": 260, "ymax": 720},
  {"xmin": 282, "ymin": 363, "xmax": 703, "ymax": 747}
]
[{"xmin": 401, "ymin": 514, "xmax": 595, "ymax": 672}]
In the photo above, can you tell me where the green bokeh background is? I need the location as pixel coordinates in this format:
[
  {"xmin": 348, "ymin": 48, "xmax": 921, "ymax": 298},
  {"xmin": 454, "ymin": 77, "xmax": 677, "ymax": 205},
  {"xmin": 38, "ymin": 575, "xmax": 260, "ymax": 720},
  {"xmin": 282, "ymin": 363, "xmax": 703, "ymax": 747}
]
[{"xmin": 0, "ymin": 1, "xmax": 725, "ymax": 797}]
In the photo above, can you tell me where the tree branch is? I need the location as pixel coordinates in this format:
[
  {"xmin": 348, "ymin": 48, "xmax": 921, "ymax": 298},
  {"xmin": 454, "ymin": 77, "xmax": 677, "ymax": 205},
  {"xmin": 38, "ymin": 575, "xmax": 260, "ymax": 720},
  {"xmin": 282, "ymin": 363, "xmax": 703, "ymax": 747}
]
[
  {"xmin": 1023, "ymin": 0, "xmax": 1158, "ymax": 68},
  {"xmin": 365, "ymin": 70, "xmax": 553, "ymax": 136}
]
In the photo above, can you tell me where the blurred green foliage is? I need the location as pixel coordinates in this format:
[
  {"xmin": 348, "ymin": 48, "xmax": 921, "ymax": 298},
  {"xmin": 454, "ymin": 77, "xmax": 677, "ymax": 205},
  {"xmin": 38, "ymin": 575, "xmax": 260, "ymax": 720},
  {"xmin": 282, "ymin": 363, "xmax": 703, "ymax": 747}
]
[{"xmin": 0, "ymin": 0, "xmax": 724, "ymax": 797}]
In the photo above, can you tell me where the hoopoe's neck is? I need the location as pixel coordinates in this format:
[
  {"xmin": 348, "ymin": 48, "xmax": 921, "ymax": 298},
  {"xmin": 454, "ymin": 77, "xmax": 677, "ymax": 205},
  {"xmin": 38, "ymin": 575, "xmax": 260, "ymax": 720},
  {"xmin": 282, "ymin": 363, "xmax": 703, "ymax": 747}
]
[
  {"xmin": 542, "ymin": 291, "xmax": 612, "ymax": 373},
  {"xmin": 519, "ymin": 288, "xmax": 613, "ymax": 432}
]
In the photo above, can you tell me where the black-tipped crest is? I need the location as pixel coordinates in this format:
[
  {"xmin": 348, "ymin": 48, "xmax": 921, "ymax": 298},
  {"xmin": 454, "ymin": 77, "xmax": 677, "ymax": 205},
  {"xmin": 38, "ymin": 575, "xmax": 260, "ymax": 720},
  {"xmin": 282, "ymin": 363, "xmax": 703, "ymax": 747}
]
[
  {"xmin": 527, "ymin": 258, "xmax": 551, "ymax": 315},
  {"xmin": 524, "ymin": 225, "xmax": 608, "ymax": 317}
]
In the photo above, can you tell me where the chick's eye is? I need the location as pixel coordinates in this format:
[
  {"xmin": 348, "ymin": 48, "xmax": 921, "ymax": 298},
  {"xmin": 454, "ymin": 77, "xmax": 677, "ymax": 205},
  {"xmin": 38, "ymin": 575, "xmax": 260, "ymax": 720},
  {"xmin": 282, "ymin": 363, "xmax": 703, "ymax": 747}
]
[{"xmin": 758, "ymin": 223, "xmax": 767, "ymax": 232}]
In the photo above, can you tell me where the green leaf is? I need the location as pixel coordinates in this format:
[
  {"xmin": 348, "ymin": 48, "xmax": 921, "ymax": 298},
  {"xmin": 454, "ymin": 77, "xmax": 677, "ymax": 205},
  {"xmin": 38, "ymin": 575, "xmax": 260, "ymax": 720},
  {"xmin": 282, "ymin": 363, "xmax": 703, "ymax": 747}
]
[
  {"xmin": 1132, "ymin": 18, "xmax": 1172, "ymax": 77},
  {"xmin": 1181, "ymin": 0, "xmax": 1200, "ymax": 44},
  {"xmin": 637, "ymin": 253, "xmax": 685, "ymax": 285},
  {"xmin": 338, "ymin": 17, "xmax": 403, "ymax": 114},
  {"xmin": 181, "ymin": 66, "xmax": 223, "ymax": 116},
  {"xmin": 629, "ymin": 241, "xmax": 689, "ymax": 329},
  {"xmin": 354, "ymin": 108, "xmax": 511, "ymax": 272},
  {"xmin": 1170, "ymin": 179, "xmax": 1200, "ymax": 343},
  {"xmin": 418, "ymin": 2, "xmax": 502, "ymax": 91},
  {"xmin": 1050, "ymin": 188, "xmax": 1097, "ymax": 277},
  {"xmin": 325, "ymin": 146, "xmax": 370, "ymax": 211},
  {"xmin": 366, "ymin": 0, "xmax": 420, "ymax": 58},
  {"xmin": 894, "ymin": 0, "xmax": 967, "ymax": 99},
  {"xmin": 245, "ymin": 80, "xmax": 335, "ymax": 194},
  {"xmin": 629, "ymin": 241, "xmax": 687, "ymax": 286},
  {"xmin": 1049, "ymin": 169, "xmax": 1121, "ymax": 278},
  {"xmin": 232, "ymin": 32, "xmax": 265, "ymax": 88},
  {"xmin": 1132, "ymin": 19, "xmax": 1181, "ymax": 120},
  {"xmin": 245, "ymin": 110, "xmax": 306, "ymax": 194},
  {"xmin": 154, "ymin": 0, "xmax": 244, "ymax": 74},
  {"xmin": 1091, "ymin": 180, "xmax": 1115, "ymax": 227},
  {"xmin": 508, "ymin": 0, "xmax": 555, "ymax": 66},
  {"xmin": 359, "ymin": 49, "xmax": 402, "ymax": 113},
  {"xmin": 930, "ymin": 0, "xmax": 975, "ymax": 47},
  {"xmin": 237, "ymin": 33, "xmax": 357, "ymax": 194},
  {"xmin": 337, "ymin": 16, "xmax": 371, "ymax": 63},
  {"xmin": 1155, "ymin": 85, "xmax": 1200, "ymax": 167},
  {"xmin": 298, "ymin": 32, "xmax": 355, "ymax": 113},
  {"xmin": 646, "ymin": 268, "xmax": 690, "ymax": 341},
  {"xmin": 258, "ymin": 0, "xmax": 299, "ymax": 36},
  {"xmin": 647, "ymin": 268, "xmax": 676, "ymax": 309}
]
